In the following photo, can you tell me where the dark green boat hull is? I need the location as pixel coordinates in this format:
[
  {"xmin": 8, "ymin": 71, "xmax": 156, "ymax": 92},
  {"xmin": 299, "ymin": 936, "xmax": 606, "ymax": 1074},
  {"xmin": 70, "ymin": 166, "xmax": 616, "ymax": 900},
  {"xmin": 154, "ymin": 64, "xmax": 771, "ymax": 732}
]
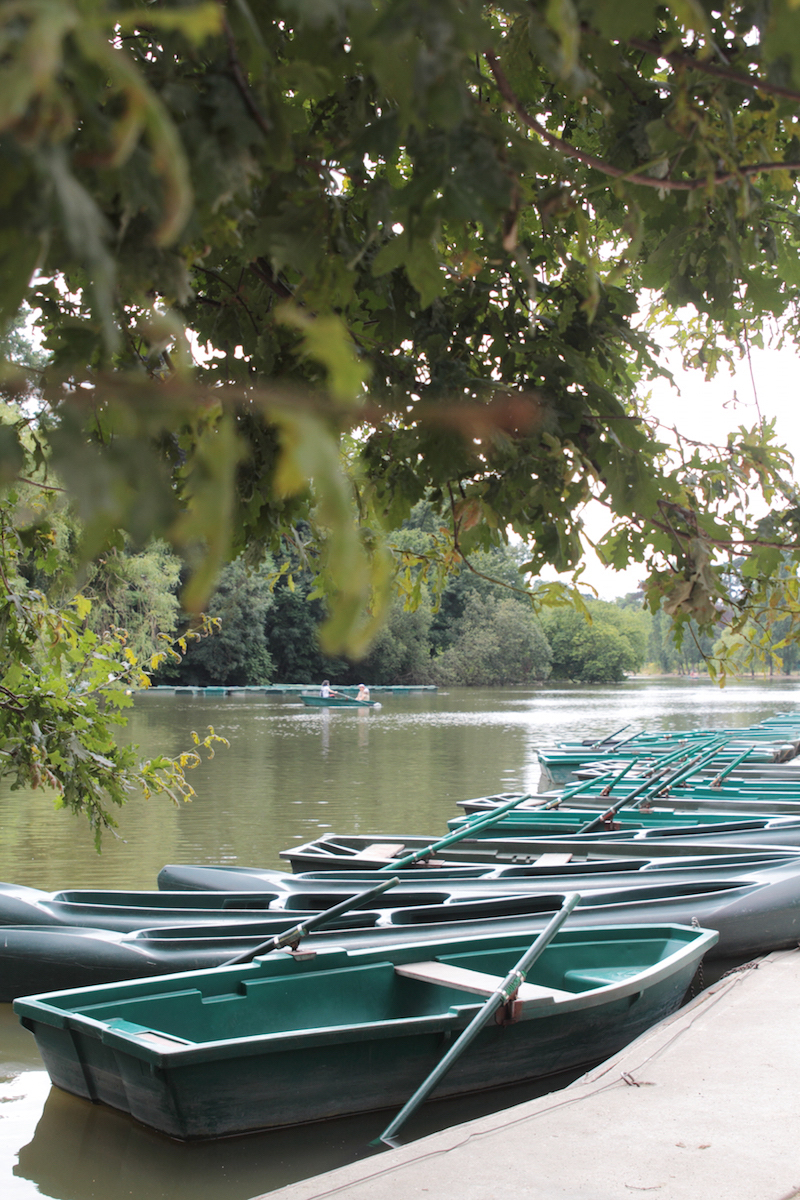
[
  {"xmin": 280, "ymin": 816, "xmax": 800, "ymax": 872},
  {"xmin": 15, "ymin": 923, "xmax": 715, "ymax": 1139}
]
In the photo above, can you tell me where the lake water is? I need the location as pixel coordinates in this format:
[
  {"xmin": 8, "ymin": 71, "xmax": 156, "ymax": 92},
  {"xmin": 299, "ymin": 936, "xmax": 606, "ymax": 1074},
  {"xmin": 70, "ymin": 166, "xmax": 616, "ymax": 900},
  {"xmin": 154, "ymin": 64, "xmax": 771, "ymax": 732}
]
[{"xmin": 2, "ymin": 678, "xmax": 799, "ymax": 1199}]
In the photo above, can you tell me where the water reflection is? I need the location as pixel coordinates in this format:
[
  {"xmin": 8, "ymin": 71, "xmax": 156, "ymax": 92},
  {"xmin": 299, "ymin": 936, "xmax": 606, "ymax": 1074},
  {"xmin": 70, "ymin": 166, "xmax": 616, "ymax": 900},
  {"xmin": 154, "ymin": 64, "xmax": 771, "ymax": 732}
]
[
  {"xmin": 357, "ymin": 707, "xmax": 370, "ymax": 749},
  {"xmin": 1, "ymin": 680, "xmax": 799, "ymax": 1200},
  {"xmin": 15, "ymin": 1086, "xmax": 381, "ymax": 1200},
  {"xmin": 13, "ymin": 1061, "xmax": 586, "ymax": 1200}
]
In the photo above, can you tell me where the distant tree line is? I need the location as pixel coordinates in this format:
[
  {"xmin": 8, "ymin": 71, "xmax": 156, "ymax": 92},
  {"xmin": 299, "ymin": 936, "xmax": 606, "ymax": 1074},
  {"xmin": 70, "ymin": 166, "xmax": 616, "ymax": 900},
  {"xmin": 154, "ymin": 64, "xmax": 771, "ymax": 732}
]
[{"xmin": 66, "ymin": 507, "xmax": 796, "ymax": 689}]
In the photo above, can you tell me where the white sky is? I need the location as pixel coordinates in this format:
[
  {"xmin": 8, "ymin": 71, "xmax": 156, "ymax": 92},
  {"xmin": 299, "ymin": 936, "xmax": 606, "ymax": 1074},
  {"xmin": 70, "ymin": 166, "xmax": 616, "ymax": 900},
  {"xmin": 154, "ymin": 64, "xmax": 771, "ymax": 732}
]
[{"xmin": 543, "ymin": 340, "xmax": 800, "ymax": 599}]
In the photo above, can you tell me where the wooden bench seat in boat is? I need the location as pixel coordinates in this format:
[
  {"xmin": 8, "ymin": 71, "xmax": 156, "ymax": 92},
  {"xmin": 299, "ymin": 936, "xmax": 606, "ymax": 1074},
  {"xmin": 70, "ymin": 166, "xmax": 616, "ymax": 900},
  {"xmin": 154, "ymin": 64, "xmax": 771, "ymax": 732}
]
[
  {"xmin": 352, "ymin": 843, "xmax": 406, "ymax": 860},
  {"xmin": 104, "ymin": 1018, "xmax": 194, "ymax": 1050},
  {"xmin": 351, "ymin": 846, "xmax": 574, "ymax": 865},
  {"xmin": 394, "ymin": 961, "xmax": 573, "ymax": 1004}
]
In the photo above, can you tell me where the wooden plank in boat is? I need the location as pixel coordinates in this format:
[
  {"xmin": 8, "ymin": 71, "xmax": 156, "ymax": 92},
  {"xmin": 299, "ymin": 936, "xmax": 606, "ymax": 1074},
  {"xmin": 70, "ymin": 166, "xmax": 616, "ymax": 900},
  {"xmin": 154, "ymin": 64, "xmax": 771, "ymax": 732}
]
[
  {"xmin": 352, "ymin": 843, "xmax": 405, "ymax": 860},
  {"xmin": 535, "ymin": 853, "xmax": 573, "ymax": 866},
  {"xmin": 394, "ymin": 961, "xmax": 572, "ymax": 1004},
  {"xmin": 136, "ymin": 1031, "xmax": 193, "ymax": 1050},
  {"xmin": 107, "ymin": 1024, "xmax": 194, "ymax": 1051}
]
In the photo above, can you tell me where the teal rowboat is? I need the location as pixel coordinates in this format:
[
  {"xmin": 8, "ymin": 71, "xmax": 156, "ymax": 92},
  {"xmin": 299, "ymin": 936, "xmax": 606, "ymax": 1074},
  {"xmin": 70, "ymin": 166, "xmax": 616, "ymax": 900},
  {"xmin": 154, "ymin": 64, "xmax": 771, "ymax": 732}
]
[
  {"xmin": 279, "ymin": 815, "xmax": 800, "ymax": 870},
  {"xmin": 0, "ymin": 863, "xmax": 791, "ymax": 998},
  {"xmin": 2, "ymin": 849, "xmax": 797, "ymax": 931},
  {"xmin": 15, "ymin": 922, "xmax": 716, "ymax": 1139},
  {"xmin": 444, "ymin": 807, "xmax": 800, "ymax": 836},
  {"xmin": 301, "ymin": 694, "xmax": 376, "ymax": 708}
]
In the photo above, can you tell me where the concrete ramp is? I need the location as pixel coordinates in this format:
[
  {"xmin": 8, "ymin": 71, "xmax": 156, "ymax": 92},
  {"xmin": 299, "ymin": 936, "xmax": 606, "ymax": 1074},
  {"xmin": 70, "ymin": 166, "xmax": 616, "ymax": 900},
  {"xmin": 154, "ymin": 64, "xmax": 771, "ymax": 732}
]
[{"xmin": 263, "ymin": 948, "xmax": 800, "ymax": 1200}]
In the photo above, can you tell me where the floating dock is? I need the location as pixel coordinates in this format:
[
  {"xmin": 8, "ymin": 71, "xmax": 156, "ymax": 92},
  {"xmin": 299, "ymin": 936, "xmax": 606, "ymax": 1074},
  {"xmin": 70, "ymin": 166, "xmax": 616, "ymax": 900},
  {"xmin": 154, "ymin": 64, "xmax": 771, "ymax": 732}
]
[{"xmin": 137, "ymin": 684, "xmax": 438, "ymax": 697}]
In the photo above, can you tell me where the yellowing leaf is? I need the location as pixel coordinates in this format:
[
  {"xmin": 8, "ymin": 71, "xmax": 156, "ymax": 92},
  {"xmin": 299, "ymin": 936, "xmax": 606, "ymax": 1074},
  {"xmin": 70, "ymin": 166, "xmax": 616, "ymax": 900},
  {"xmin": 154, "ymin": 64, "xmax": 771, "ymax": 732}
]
[
  {"xmin": 72, "ymin": 594, "xmax": 92, "ymax": 620},
  {"xmin": 275, "ymin": 304, "xmax": 369, "ymax": 404},
  {"xmin": 114, "ymin": 4, "xmax": 223, "ymax": 44}
]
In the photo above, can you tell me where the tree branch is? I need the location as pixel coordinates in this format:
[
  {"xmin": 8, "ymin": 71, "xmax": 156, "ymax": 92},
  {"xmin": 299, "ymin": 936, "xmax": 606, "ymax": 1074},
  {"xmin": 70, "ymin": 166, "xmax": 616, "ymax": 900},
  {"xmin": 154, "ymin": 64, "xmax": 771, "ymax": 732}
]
[
  {"xmin": 445, "ymin": 481, "xmax": 543, "ymax": 600},
  {"xmin": 193, "ymin": 265, "xmax": 261, "ymax": 335},
  {"xmin": 628, "ymin": 38, "xmax": 800, "ymax": 105},
  {"xmin": 223, "ymin": 16, "xmax": 272, "ymax": 136},
  {"xmin": 485, "ymin": 51, "xmax": 800, "ymax": 193},
  {"xmin": 251, "ymin": 259, "xmax": 294, "ymax": 300},
  {"xmin": 0, "ymin": 685, "xmax": 26, "ymax": 713},
  {"xmin": 17, "ymin": 477, "xmax": 66, "ymax": 493},
  {"xmin": 619, "ymin": 507, "xmax": 800, "ymax": 554}
]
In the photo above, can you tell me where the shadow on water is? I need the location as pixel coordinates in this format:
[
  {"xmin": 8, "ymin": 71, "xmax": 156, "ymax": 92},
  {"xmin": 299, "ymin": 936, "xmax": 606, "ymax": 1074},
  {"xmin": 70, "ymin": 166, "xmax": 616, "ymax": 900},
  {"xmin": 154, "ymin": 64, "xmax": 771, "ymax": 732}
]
[{"xmin": 14, "ymin": 1065, "xmax": 587, "ymax": 1200}]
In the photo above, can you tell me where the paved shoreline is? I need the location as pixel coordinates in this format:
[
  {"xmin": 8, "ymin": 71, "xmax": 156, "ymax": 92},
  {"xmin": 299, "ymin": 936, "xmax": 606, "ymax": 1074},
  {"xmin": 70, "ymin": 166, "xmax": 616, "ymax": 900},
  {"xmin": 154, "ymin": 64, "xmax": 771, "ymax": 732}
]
[{"xmin": 261, "ymin": 948, "xmax": 800, "ymax": 1200}]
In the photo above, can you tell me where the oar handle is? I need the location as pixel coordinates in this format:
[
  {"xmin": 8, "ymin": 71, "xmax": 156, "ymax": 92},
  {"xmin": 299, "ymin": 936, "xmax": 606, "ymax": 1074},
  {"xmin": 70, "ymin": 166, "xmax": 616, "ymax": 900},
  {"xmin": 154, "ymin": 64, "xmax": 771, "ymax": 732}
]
[
  {"xmin": 497, "ymin": 760, "xmax": 672, "ymax": 835},
  {"xmin": 632, "ymin": 741, "xmax": 730, "ymax": 803},
  {"xmin": 598, "ymin": 756, "xmax": 639, "ymax": 796},
  {"xmin": 543, "ymin": 772, "xmax": 617, "ymax": 810},
  {"xmin": 608, "ymin": 729, "xmax": 645, "ymax": 750},
  {"xmin": 572, "ymin": 746, "xmax": 717, "ymax": 835},
  {"xmin": 558, "ymin": 741, "xmax": 731, "ymax": 838},
  {"xmin": 609, "ymin": 763, "xmax": 673, "ymax": 809},
  {"xmin": 379, "ymin": 792, "xmax": 535, "ymax": 870},
  {"xmin": 373, "ymin": 892, "xmax": 582, "ymax": 1148},
  {"xmin": 646, "ymin": 739, "xmax": 730, "ymax": 796},
  {"xmin": 645, "ymin": 739, "xmax": 713, "ymax": 772},
  {"xmin": 220, "ymin": 876, "xmax": 400, "ymax": 965},
  {"xmin": 590, "ymin": 723, "xmax": 630, "ymax": 748},
  {"xmin": 641, "ymin": 735, "xmax": 725, "ymax": 776},
  {"xmin": 710, "ymin": 747, "xmax": 753, "ymax": 787}
]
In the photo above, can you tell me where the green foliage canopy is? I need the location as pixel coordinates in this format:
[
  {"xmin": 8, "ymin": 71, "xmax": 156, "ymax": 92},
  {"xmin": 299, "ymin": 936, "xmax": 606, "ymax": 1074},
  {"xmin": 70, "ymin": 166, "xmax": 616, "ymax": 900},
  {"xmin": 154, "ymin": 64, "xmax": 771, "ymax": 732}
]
[
  {"xmin": 3, "ymin": 0, "xmax": 800, "ymax": 662},
  {"xmin": 431, "ymin": 591, "xmax": 553, "ymax": 686},
  {"xmin": 176, "ymin": 557, "xmax": 274, "ymax": 684},
  {"xmin": 542, "ymin": 600, "xmax": 646, "ymax": 683},
  {"xmin": 83, "ymin": 539, "xmax": 183, "ymax": 661},
  {"xmin": 0, "ymin": 489, "xmax": 225, "ymax": 843}
]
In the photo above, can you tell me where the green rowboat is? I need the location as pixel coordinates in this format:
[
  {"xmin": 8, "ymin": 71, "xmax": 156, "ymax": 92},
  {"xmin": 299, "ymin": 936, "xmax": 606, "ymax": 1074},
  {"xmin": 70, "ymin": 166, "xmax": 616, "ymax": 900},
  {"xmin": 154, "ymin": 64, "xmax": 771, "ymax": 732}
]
[
  {"xmin": 279, "ymin": 815, "xmax": 800, "ymax": 871},
  {"xmin": 15, "ymin": 922, "xmax": 716, "ymax": 1139},
  {"xmin": 301, "ymin": 694, "xmax": 376, "ymax": 708}
]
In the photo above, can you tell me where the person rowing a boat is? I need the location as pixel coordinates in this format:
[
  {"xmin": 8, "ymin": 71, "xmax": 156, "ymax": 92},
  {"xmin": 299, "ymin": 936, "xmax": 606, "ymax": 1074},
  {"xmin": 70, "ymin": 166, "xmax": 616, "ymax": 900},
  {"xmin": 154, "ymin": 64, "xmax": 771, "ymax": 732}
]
[
  {"xmin": 320, "ymin": 680, "xmax": 346, "ymax": 699},
  {"xmin": 356, "ymin": 683, "xmax": 370, "ymax": 703}
]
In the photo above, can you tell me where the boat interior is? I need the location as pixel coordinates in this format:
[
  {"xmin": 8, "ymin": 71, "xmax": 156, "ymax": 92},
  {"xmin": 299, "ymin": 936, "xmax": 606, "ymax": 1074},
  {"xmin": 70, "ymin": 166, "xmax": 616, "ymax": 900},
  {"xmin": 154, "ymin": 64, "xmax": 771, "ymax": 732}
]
[{"xmin": 35, "ymin": 930, "xmax": 697, "ymax": 1045}]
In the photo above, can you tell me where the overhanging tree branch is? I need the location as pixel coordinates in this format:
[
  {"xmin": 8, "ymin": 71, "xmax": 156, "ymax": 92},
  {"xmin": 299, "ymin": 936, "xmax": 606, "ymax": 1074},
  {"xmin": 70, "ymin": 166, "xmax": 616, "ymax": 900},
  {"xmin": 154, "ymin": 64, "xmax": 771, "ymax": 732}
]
[
  {"xmin": 627, "ymin": 37, "xmax": 800, "ymax": 104},
  {"xmin": 485, "ymin": 51, "xmax": 800, "ymax": 192}
]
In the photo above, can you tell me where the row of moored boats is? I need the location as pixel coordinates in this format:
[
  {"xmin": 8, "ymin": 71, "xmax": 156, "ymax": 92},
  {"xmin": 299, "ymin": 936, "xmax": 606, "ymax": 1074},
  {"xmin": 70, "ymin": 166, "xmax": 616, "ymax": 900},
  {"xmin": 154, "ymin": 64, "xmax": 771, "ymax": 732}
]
[{"xmin": 11, "ymin": 713, "xmax": 800, "ymax": 1141}]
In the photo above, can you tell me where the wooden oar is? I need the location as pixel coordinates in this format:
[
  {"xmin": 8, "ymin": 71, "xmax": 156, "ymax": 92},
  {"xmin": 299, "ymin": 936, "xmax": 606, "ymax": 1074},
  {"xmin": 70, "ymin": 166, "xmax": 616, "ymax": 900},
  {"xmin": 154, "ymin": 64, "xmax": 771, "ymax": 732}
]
[
  {"xmin": 562, "ymin": 759, "xmax": 677, "ymax": 816},
  {"xmin": 597, "ymin": 756, "xmax": 640, "ymax": 796},
  {"xmin": 372, "ymin": 891, "xmax": 582, "ymax": 1148},
  {"xmin": 469, "ymin": 774, "xmax": 617, "ymax": 816},
  {"xmin": 601, "ymin": 728, "xmax": 645, "ymax": 752},
  {"xmin": 453, "ymin": 777, "xmax": 618, "ymax": 825},
  {"xmin": 377, "ymin": 793, "xmax": 537, "ymax": 871},
  {"xmin": 539, "ymin": 771, "xmax": 619, "ymax": 809},
  {"xmin": 600, "ymin": 735, "xmax": 726, "ymax": 785},
  {"xmin": 650, "ymin": 739, "xmax": 731, "ymax": 795},
  {"xmin": 589, "ymin": 724, "xmax": 631, "ymax": 748},
  {"xmin": 571, "ymin": 747, "xmax": 725, "ymax": 835},
  {"xmin": 478, "ymin": 743, "xmax": 728, "ymax": 839},
  {"xmin": 220, "ymin": 876, "xmax": 400, "ymax": 965},
  {"xmin": 641, "ymin": 737, "xmax": 720, "ymax": 774},
  {"xmin": 709, "ymin": 747, "xmax": 754, "ymax": 788}
]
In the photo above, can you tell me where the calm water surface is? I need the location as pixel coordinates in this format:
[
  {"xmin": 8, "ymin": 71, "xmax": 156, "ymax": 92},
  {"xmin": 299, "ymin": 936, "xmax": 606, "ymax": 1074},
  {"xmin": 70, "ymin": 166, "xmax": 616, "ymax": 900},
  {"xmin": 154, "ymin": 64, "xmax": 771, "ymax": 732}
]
[{"xmin": 2, "ymin": 679, "xmax": 799, "ymax": 1199}]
